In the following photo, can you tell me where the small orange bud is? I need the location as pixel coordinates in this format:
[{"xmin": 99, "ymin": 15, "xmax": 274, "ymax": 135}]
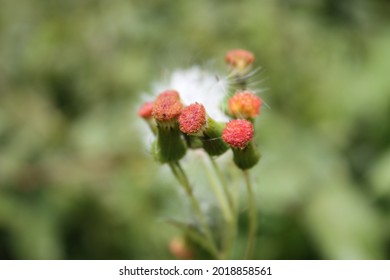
[
  {"xmin": 222, "ymin": 119, "xmax": 254, "ymax": 149},
  {"xmin": 225, "ymin": 49, "xmax": 255, "ymax": 71},
  {"xmin": 178, "ymin": 103, "xmax": 207, "ymax": 135},
  {"xmin": 169, "ymin": 237, "xmax": 193, "ymax": 260},
  {"xmin": 229, "ymin": 91, "xmax": 262, "ymax": 119},
  {"xmin": 152, "ymin": 90, "xmax": 183, "ymax": 122},
  {"xmin": 138, "ymin": 101, "xmax": 154, "ymax": 119}
]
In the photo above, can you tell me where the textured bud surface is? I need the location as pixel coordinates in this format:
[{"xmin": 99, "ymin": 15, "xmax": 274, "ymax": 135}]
[
  {"xmin": 138, "ymin": 101, "xmax": 154, "ymax": 119},
  {"xmin": 229, "ymin": 91, "xmax": 262, "ymax": 118},
  {"xmin": 222, "ymin": 119, "xmax": 254, "ymax": 149},
  {"xmin": 225, "ymin": 49, "xmax": 255, "ymax": 69},
  {"xmin": 152, "ymin": 90, "xmax": 183, "ymax": 122},
  {"xmin": 178, "ymin": 103, "xmax": 206, "ymax": 135}
]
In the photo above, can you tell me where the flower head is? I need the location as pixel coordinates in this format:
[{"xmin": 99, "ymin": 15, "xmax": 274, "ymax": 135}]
[
  {"xmin": 152, "ymin": 90, "xmax": 183, "ymax": 122},
  {"xmin": 178, "ymin": 103, "xmax": 207, "ymax": 135},
  {"xmin": 222, "ymin": 119, "xmax": 254, "ymax": 149},
  {"xmin": 229, "ymin": 91, "xmax": 262, "ymax": 119},
  {"xmin": 223, "ymin": 119, "xmax": 260, "ymax": 169},
  {"xmin": 225, "ymin": 49, "xmax": 255, "ymax": 71},
  {"xmin": 138, "ymin": 101, "xmax": 154, "ymax": 119}
]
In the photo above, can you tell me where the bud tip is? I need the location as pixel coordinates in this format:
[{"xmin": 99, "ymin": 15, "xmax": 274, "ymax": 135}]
[
  {"xmin": 138, "ymin": 101, "xmax": 154, "ymax": 119},
  {"xmin": 229, "ymin": 91, "xmax": 262, "ymax": 118},
  {"xmin": 225, "ymin": 49, "xmax": 255, "ymax": 70},
  {"xmin": 152, "ymin": 90, "xmax": 183, "ymax": 122}
]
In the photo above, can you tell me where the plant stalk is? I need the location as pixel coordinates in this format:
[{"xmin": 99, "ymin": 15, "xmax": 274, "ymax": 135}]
[
  {"xmin": 243, "ymin": 170, "xmax": 257, "ymax": 259},
  {"xmin": 169, "ymin": 161, "xmax": 220, "ymax": 258}
]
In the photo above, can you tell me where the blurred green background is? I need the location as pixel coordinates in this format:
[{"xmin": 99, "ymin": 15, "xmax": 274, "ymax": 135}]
[{"xmin": 1, "ymin": 0, "xmax": 390, "ymax": 259}]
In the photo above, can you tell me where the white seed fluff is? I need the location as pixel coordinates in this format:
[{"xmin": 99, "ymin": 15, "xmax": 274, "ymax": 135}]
[{"xmin": 152, "ymin": 66, "xmax": 229, "ymax": 122}]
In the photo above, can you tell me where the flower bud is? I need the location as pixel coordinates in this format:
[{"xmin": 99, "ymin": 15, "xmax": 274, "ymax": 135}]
[
  {"xmin": 178, "ymin": 103, "xmax": 207, "ymax": 136},
  {"xmin": 222, "ymin": 119, "xmax": 260, "ymax": 170},
  {"xmin": 152, "ymin": 90, "xmax": 186, "ymax": 162},
  {"xmin": 178, "ymin": 103, "xmax": 228, "ymax": 156},
  {"xmin": 138, "ymin": 101, "xmax": 154, "ymax": 119},
  {"xmin": 225, "ymin": 49, "xmax": 255, "ymax": 73},
  {"xmin": 152, "ymin": 90, "xmax": 183, "ymax": 128},
  {"xmin": 228, "ymin": 91, "xmax": 262, "ymax": 120},
  {"xmin": 138, "ymin": 101, "xmax": 157, "ymax": 134}
]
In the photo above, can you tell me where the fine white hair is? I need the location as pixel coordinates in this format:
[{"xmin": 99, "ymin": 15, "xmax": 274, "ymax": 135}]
[{"xmin": 152, "ymin": 66, "xmax": 229, "ymax": 122}]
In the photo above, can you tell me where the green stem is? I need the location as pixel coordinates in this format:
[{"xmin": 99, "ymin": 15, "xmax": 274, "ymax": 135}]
[
  {"xmin": 209, "ymin": 156, "xmax": 235, "ymax": 214},
  {"xmin": 208, "ymin": 156, "xmax": 237, "ymax": 259},
  {"xmin": 169, "ymin": 162, "xmax": 220, "ymax": 258},
  {"xmin": 243, "ymin": 170, "xmax": 257, "ymax": 259}
]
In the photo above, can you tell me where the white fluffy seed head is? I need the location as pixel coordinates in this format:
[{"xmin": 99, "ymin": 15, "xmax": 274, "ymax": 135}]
[{"xmin": 152, "ymin": 66, "xmax": 229, "ymax": 122}]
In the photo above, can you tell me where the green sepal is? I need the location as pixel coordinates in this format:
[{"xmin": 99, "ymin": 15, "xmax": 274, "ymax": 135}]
[
  {"xmin": 155, "ymin": 123, "xmax": 187, "ymax": 163},
  {"xmin": 150, "ymin": 140, "xmax": 162, "ymax": 162},
  {"xmin": 232, "ymin": 141, "xmax": 260, "ymax": 170},
  {"xmin": 146, "ymin": 119, "xmax": 157, "ymax": 135},
  {"xmin": 184, "ymin": 134, "xmax": 203, "ymax": 150},
  {"xmin": 202, "ymin": 117, "xmax": 228, "ymax": 156}
]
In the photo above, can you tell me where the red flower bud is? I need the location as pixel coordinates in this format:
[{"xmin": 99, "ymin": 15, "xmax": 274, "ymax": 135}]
[
  {"xmin": 152, "ymin": 90, "xmax": 183, "ymax": 122},
  {"xmin": 178, "ymin": 103, "xmax": 207, "ymax": 135},
  {"xmin": 138, "ymin": 101, "xmax": 154, "ymax": 119},
  {"xmin": 229, "ymin": 91, "xmax": 262, "ymax": 119},
  {"xmin": 225, "ymin": 49, "xmax": 255, "ymax": 70},
  {"xmin": 222, "ymin": 119, "xmax": 254, "ymax": 149}
]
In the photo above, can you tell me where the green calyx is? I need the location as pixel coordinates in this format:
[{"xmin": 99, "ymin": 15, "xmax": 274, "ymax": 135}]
[
  {"xmin": 154, "ymin": 122, "xmax": 187, "ymax": 163},
  {"xmin": 184, "ymin": 134, "xmax": 204, "ymax": 150},
  {"xmin": 232, "ymin": 141, "xmax": 260, "ymax": 170},
  {"xmin": 202, "ymin": 117, "xmax": 229, "ymax": 156}
]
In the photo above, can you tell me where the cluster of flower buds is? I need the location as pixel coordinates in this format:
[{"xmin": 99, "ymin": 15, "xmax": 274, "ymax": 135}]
[
  {"xmin": 225, "ymin": 49, "xmax": 255, "ymax": 74},
  {"xmin": 139, "ymin": 49, "xmax": 262, "ymax": 170}
]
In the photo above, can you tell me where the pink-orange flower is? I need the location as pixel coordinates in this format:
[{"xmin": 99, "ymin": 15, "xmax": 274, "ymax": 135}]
[
  {"xmin": 225, "ymin": 49, "xmax": 255, "ymax": 70},
  {"xmin": 229, "ymin": 91, "xmax": 262, "ymax": 119},
  {"xmin": 152, "ymin": 90, "xmax": 183, "ymax": 122},
  {"xmin": 178, "ymin": 103, "xmax": 207, "ymax": 135},
  {"xmin": 222, "ymin": 119, "xmax": 254, "ymax": 149}
]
